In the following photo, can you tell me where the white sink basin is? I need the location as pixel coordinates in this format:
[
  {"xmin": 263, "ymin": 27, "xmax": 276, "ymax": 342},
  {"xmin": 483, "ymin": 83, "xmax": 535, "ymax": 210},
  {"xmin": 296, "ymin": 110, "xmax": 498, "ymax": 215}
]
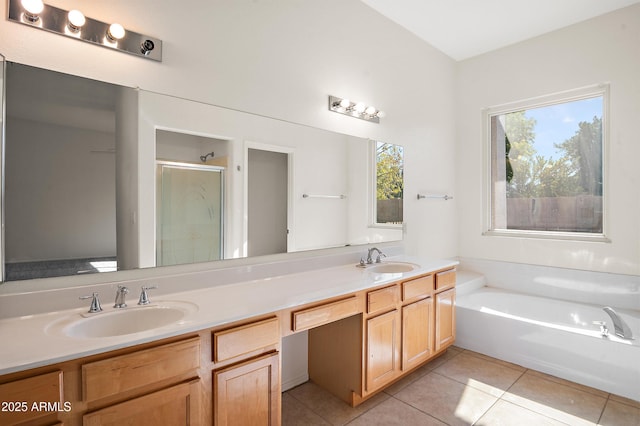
[
  {"xmin": 47, "ymin": 302, "xmax": 198, "ymax": 339},
  {"xmin": 369, "ymin": 262, "xmax": 419, "ymax": 274}
]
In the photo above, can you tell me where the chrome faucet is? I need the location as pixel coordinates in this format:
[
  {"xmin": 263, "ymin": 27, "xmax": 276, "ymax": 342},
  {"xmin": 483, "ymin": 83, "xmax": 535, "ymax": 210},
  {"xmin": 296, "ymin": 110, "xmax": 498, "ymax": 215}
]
[
  {"xmin": 602, "ymin": 307, "xmax": 633, "ymax": 340},
  {"xmin": 114, "ymin": 285, "xmax": 129, "ymax": 308},
  {"xmin": 366, "ymin": 247, "xmax": 386, "ymax": 264}
]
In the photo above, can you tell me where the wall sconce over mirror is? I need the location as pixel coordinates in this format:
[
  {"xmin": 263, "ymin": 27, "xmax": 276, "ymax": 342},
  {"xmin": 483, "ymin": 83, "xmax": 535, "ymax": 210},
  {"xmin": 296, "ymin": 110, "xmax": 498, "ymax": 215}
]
[
  {"xmin": 328, "ymin": 95, "xmax": 385, "ymax": 123},
  {"xmin": 7, "ymin": 0, "xmax": 162, "ymax": 61}
]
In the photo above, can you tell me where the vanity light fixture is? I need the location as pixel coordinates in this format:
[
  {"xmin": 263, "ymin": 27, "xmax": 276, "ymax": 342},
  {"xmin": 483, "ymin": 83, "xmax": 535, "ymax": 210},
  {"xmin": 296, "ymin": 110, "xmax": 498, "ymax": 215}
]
[
  {"xmin": 328, "ymin": 95, "xmax": 385, "ymax": 123},
  {"xmin": 7, "ymin": 0, "xmax": 162, "ymax": 61}
]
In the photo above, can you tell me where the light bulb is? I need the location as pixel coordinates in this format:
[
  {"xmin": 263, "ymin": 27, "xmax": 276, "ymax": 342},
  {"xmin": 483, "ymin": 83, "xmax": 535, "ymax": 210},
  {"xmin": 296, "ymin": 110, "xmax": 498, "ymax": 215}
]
[
  {"xmin": 21, "ymin": 0, "xmax": 44, "ymax": 22},
  {"xmin": 107, "ymin": 23, "xmax": 126, "ymax": 41},
  {"xmin": 21, "ymin": 0, "xmax": 43, "ymax": 14},
  {"xmin": 354, "ymin": 102, "xmax": 366, "ymax": 113},
  {"xmin": 67, "ymin": 10, "xmax": 85, "ymax": 32},
  {"xmin": 365, "ymin": 106, "xmax": 377, "ymax": 115},
  {"xmin": 339, "ymin": 98, "xmax": 351, "ymax": 108},
  {"xmin": 376, "ymin": 111, "xmax": 386, "ymax": 118}
]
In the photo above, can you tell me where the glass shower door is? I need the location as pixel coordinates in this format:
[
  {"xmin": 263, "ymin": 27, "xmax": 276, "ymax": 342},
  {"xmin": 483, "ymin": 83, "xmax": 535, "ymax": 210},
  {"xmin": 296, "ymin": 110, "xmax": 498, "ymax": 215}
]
[{"xmin": 156, "ymin": 162, "xmax": 224, "ymax": 267}]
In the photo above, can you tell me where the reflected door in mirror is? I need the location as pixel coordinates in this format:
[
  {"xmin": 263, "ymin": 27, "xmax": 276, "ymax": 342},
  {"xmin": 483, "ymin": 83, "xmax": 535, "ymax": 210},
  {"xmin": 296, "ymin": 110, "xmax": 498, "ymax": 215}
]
[{"xmin": 247, "ymin": 148, "xmax": 288, "ymax": 257}]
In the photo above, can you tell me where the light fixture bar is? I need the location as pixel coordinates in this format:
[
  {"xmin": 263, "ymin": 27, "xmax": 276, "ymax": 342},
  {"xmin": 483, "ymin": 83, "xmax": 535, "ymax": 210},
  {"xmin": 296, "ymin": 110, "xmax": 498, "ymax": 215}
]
[
  {"xmin": 8, "ymin": 0, "xmax": 162, "ymax": 61},
  {"xmin": 328, "ymin": 95, "xmax": 384, "ymax": 123}
]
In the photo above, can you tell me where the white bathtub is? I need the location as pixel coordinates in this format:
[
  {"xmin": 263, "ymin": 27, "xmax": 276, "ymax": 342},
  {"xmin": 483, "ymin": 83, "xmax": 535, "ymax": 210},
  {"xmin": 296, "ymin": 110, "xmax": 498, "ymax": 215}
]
[{"xmin": 456, "ymin": 286, "xmax": 640, "ymax": 401}]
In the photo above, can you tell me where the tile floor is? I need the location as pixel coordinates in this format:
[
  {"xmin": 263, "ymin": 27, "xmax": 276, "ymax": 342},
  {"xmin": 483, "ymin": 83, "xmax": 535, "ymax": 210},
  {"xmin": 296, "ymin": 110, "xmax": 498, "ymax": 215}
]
[{"xmin": 282, "ymin": 347, "xmax": 640, "ymax": 425}]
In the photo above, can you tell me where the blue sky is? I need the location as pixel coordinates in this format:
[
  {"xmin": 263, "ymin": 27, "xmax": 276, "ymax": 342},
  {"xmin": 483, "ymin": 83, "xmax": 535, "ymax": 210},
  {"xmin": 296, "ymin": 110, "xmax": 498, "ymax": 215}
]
[{"xmin": 524, "ymin": 97, "xmax": 602, "ymax": 159}]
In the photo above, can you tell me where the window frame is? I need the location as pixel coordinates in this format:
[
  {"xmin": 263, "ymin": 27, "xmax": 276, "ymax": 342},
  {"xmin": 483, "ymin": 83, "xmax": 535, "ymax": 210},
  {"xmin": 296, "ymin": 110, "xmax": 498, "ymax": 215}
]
[{"xmin": 482, "ymin": 84, "xmax": 610, "ymax": 242}]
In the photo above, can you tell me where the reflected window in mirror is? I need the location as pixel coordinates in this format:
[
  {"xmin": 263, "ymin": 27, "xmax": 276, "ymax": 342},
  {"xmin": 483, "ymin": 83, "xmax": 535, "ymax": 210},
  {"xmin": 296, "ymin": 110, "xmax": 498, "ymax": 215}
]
[{"xmin": 372, "ymin": 141, "xmax": 404, "ymax": 226}]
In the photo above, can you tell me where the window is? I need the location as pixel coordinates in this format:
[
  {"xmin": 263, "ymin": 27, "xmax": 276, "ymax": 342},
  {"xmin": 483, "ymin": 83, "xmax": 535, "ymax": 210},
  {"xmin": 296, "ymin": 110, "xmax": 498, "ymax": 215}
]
[
  {"xmin": 486, "ymin": 86, "xmax": 606, "ymax": 239},
  {"xmin": 372, "ymin": 141, "xmax": 404, "ymax": 226}
]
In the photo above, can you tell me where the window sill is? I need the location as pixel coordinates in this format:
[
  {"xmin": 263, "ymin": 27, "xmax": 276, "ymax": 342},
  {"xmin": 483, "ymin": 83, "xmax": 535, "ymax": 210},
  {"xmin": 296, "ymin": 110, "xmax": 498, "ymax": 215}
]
[
  {"xmin": 369, "ymin": 223, "xmax": 403, "ymax": 230},
  {"xmin": 483, "ymin": 229, "xmax": 611, "ymax": 243}
]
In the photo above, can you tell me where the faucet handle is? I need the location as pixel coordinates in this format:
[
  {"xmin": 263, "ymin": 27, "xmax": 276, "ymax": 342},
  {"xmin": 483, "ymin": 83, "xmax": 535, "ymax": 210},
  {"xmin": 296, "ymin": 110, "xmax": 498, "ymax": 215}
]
[
  {"xmin": 375, "ymin": 252, "xmax": 387, "ymax": 263},
  {"xmin": 79, "ymin": 292, "xmax": 102, "ymax": 313},
  {"xmin": 138, "ymin": 285, "xmax": 158, "ymax": 305}
]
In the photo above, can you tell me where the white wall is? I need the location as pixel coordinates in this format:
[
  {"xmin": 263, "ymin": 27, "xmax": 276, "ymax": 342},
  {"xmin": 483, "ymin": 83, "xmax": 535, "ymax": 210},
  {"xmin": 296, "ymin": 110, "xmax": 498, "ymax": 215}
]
[
  {"xmin": 455, "ymin": 5, "xmax": 640, "ymax": 275},
  {"xmin": 0, "ymin": 0, "xmax": 458, "ymax": 263}
]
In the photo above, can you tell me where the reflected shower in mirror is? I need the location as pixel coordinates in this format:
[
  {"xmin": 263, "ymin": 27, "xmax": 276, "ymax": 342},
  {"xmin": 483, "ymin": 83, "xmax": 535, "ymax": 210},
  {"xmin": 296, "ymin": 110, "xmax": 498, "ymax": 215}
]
[
  {"xmin": 155, "ymin": 129, "xmax": 228, "ymax": 267},
  {"xmin": 156, "ymin": 161, "xmax": 225, "ymax": 267}
]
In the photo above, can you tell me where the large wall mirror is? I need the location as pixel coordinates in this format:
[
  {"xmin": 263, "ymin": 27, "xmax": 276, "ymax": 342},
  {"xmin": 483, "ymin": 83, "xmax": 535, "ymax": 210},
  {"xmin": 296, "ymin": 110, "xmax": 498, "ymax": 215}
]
[{"xmin": 0, "ymin": 61, "xmax": 403, "ymax": 283}]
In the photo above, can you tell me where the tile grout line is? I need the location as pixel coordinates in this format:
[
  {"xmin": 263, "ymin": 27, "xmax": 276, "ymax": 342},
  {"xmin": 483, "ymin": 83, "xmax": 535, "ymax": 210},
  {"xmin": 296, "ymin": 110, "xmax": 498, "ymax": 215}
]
[
  {"xmin": 470, "ymin": 367, "xmax": 525, "ymax": 425},
  {"xmin": 387, "ymin": 394, "xmax": 454, "ymax": 426},
  {"xmin": 596, "ymin": 393, "xmax": 612, "ymax": 425}
]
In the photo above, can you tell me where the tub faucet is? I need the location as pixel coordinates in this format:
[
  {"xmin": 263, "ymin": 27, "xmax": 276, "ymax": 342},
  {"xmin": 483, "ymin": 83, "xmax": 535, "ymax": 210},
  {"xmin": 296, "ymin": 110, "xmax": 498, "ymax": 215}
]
[
  {"xmin": 114, "ymin": 285, "xmax": 129, "ymax": 308},
  {"xmin": 602, "ymin": 307, "xmax": 633, "ymax": 340},
  {"xmin": 366, "ymin": 247, "xmax": 386, "ymax": 264}
]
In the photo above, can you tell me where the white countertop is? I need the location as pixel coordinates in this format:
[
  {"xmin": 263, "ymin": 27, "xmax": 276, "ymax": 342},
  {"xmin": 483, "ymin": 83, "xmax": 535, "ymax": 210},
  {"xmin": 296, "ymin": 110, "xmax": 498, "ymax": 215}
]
[{"xmin": 0, "ymin": 256, "xmax": 457, "ymax": 375}]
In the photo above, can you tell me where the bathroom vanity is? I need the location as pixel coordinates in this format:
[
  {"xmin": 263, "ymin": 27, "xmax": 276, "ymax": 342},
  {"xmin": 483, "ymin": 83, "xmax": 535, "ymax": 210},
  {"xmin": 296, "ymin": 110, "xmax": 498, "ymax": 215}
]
[{"xmin": 0, "ymin": 258, "xmax": 456, "ymax": 425}]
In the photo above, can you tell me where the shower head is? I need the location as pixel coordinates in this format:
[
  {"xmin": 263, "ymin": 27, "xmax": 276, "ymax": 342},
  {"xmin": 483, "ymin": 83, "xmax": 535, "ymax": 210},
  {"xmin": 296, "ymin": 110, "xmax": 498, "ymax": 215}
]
[{"xmin": 200, "ymin": 151, "xmax": 215, "ymax": 162}]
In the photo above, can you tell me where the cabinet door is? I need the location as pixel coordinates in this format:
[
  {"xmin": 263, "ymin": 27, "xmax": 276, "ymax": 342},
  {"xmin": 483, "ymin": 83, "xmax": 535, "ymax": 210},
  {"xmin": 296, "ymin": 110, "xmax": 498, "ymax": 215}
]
[
  {"xmin": 435, "ymin": 288, "xmax": 456, "ymax": 351},
  {"xmin": 402, "ymin": 297, "xmax": 434, "ymax": 371},
  {"xmin": 83, "ymin": 379, "xmax": 200, "ymax": 426},
  {"xmin": 365, "ymin": 310, "xmax": 400, "ymax": 392},
  {"xmin": 213, "ymin": 352, "xmax": 280, "ymax": 426}
]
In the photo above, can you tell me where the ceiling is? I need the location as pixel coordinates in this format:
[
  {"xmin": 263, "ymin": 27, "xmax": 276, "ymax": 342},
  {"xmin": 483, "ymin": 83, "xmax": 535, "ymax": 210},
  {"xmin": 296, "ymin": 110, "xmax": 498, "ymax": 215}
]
[{"xmin": 362, "ymin": 0, "xmax": 640, "ymax": 61}]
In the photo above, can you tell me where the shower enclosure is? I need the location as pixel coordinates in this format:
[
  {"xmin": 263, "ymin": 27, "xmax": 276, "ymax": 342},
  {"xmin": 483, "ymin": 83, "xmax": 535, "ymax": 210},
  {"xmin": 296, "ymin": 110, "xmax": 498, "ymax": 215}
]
[{"xmin": 156, "ymin": 161, "xmax": 224, "ymax": 267}]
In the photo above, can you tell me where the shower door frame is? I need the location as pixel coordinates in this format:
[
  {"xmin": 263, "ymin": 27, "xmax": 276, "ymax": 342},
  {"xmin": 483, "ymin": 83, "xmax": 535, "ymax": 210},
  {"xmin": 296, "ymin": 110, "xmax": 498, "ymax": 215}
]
[{"xmin": 156, "ymin": 160, "xmax": 225, "ymax": 267}]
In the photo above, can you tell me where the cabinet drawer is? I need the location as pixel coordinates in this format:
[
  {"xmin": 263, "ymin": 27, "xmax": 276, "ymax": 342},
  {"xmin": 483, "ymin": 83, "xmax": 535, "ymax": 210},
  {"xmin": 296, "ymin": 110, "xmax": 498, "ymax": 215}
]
[
  {"xmin": 367, "ymin": 285, "xmax": 399, "ymax": 314},
  {"xmin": 402, "ymin": 275, "xmax": 433, "ymax": 301},
  {"xmin": 0, "ymin": 371, "xmax": 63, "ymax": 425},
  {"xmin": 435, "ymin": 269, "xmax": 456, "ymax": 292},
  {"xmin": 292, "ymin": 296, "xmax": 359, "ymax": 332},
  {"xmin": 213, "ymin": 317, "xmax": 279, "ymax": 363},
  {"xmin": 83, "ymin": 379, "xmax": 200, "ymax": 426},
  {"xmin": 82, "ymin": 337, "xmax": 200, "ymax": 402}
]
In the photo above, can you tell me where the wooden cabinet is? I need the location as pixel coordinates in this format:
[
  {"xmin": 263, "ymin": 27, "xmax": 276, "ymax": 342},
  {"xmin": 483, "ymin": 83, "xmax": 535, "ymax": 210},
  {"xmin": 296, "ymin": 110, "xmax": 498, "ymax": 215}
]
[
  {"xmin": 402, "ymin": 297, "xmax": 434, "ymax": 371},
  {"xmin": 82, "ymin": 337, "xmax": 200, "ymax": 402},
  {"xmin": 402, "ymin": 275, "xmax": 433, "ymax": 302},
  {"xmin": 367, "ymin": 285, "xmax": 399, "ymax": 314},
  {"xmin": 0, "ymin": 370, "xmax": 64, "ymax": 426},
  {"xmin": 365, "ymin": 309, "xmax": 400, "ymax": 392},
  {"xmin": 213, "ymin": 317, "xmax": 279, "ymax": 363},
  {"xmin": 309, "ymin": 268, "xmax": 456, "ymax": 406},
  {"xmin": 435, "ymin": 288, "xmax": 456, "ymax": 351},
  {"xmin": 292, "ymin": 296, "xmax": 359, "ymax": 332},
  {"xmin": 435, "ymin": 269, "xmax": 456, "ymax": 292},
  {"xmin": 83, "ymin": 379, "xmax": 200, "ymax": 426},
  {"xmin": 212, "ymin": 318, "xmax": 281, "ymax": 426},
  {"xmin": 213, "ymin": 352, "xmax": 280, "ymax": 426}
]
